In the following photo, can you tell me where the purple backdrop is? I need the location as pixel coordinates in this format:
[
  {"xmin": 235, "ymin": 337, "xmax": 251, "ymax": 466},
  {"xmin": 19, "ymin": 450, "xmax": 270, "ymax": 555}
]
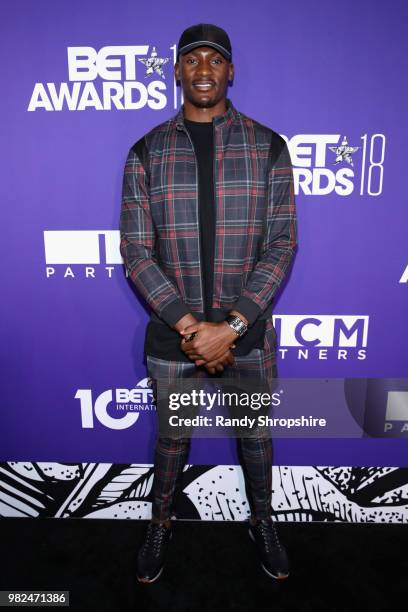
[{"xmin": 1, "ymin": 0, "xmax": 407, "ymax": 467}]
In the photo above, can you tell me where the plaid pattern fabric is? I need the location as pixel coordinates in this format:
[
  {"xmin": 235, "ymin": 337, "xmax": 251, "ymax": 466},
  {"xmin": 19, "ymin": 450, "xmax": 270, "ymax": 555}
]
[
  {"xmin": 151, "ymin": 435, "xmax": 273, "ymax": 522},
  {"xmin": 120, "ymin": 98, "xmax": 297, "ymax": 328},
  {"xmin": 146, "ymin": 320, "xmax": 277, "ymax": 521}
]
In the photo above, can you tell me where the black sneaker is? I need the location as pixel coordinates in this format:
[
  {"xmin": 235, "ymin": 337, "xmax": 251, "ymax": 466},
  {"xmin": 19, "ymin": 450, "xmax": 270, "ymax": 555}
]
[
  {"xmin": 136, "ymin": 521, "xmax": 172, "ymax": 583},
  {"xmin": 248, "ymin": 518, "xmax": 289, "ymax": 580}
]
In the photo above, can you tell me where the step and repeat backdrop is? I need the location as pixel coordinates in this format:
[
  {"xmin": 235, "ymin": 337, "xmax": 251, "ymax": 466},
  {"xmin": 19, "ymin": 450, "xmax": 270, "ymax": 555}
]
[{"xmin": 1, "ymin": 0, "xmax": 407, "ymax": 522}]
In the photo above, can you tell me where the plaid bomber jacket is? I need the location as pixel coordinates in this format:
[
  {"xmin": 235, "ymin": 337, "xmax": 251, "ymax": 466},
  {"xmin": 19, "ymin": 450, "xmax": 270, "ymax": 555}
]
[{"xmin": 120, "ymin": 98, "xmax": 297, "ymax": 330}]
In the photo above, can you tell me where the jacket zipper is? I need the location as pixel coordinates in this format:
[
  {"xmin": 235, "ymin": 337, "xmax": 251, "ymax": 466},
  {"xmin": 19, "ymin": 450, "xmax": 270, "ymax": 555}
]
[{"xmin": 182, "ymin": 125, "xmax": 205, "ymax": 316}]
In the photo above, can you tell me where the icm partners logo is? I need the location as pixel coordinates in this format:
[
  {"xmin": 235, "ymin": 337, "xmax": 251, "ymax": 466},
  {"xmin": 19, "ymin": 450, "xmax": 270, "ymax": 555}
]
[
  {"xmin": 273, "ymin": 314, "xmax": 369, "ymax": 361},
  {"xmin": 75, "ymin": 377, "xmax": 155, "ymax": 430}
]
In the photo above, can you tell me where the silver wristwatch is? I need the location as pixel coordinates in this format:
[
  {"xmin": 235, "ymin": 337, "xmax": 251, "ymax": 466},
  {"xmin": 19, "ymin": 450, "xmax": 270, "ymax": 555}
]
[{"xmin": 225, "ymin": 314, "xmax": 248, "ymax": 337}]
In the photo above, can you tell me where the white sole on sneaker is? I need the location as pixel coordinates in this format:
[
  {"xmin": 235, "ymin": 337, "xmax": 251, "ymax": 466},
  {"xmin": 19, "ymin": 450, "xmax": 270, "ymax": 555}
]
[
  {"xmin": 137, "ymin": 565, "xmax": 164, "ymax": 584},
  {"xmin": 261, "ymin": 563, "xmax": 289, "ymax": 580}
]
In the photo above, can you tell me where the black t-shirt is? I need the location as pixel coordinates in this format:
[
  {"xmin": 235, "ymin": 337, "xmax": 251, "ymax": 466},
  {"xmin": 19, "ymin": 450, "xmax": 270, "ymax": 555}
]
[{"xmin": 144, "ymin": 118, "xmax": 266, "ymax": 362}]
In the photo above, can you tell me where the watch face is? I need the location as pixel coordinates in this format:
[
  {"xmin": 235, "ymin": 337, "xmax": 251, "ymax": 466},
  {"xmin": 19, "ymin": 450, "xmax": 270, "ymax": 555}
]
[{"xmin": 227, "ymin": 315, "xmax": 247, "ymax": 337}]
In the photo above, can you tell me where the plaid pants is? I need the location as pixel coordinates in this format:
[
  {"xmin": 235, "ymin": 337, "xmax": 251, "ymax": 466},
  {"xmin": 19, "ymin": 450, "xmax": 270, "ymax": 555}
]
[{"xmin": 146, "ymin": 319, "xmax": 278, "ymax": 521}]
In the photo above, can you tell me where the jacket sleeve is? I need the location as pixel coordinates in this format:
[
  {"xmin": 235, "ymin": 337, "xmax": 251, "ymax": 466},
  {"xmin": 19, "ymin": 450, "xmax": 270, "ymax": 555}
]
[
  {"xmin": 119, "ymin": 145, "xmax": 191, "ymax": 327},
  {"xmin": 231, "ymin": 141, "xmax": 298, "ymax": 325}
]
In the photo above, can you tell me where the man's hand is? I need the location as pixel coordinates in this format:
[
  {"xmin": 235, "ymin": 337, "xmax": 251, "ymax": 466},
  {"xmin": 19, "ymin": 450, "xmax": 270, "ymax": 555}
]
[
  {"xmin": 173, "ymin": 314, "xmax": 231, "ymax": 371},
  {"xmin": 202, "ymin": 348, "xmax": 236, "ymax": 374},
  {"xmin": 182, "ymin": 342, "xmax": 236, "ymax": 374},
  {"xmin": 179, "ymin": 320, "xmax": 238, "ymax": 365},
  {"xmin": 175, "ymin": 310, "xmax": 249, "ymax": 373}
]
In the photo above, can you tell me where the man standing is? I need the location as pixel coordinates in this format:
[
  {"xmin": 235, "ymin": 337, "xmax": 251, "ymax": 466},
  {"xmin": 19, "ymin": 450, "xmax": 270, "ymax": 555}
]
[{"xmin": 120, "ymin": 23, "xmax": 297, "ymax": 583}]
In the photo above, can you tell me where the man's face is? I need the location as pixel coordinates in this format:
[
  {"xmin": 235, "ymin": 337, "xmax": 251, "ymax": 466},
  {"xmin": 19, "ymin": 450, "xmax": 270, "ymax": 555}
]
[{"xmin": 174, "ymin": 46, "xmax": 234, "ymax": 109}]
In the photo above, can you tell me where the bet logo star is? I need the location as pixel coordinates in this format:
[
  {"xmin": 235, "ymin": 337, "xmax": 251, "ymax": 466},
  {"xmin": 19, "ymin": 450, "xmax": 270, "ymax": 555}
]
[
  {"xmin": 138, "ymin": 46, "xmax": 170, "ymax": 79},
  {"xmin": 329, "ymin": 136, "xmax": 360, "ymax": 166}
]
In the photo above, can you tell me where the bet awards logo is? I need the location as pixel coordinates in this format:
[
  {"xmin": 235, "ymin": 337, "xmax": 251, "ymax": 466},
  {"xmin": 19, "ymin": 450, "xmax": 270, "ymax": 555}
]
[
  {"xmin": 75, "ymin": 377, "xmax": 156, "ymax": 430},
  {"xmin": 28, "ymin": 45, "xmax": 174, "ymax": 112},
  {"xmin": 282, "ymin": 133, "xmax": 385, "ymax": 197}
]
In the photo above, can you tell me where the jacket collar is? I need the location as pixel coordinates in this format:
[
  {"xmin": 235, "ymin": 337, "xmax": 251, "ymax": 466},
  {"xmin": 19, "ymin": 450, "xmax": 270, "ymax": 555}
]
[{"xmin": 174, "ymin": 97, "xmax": 238, "ymax": 131}]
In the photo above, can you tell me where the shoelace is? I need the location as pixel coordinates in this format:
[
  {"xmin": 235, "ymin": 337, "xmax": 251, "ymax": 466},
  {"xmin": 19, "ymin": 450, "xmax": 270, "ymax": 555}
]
[
  {"xmin": 141, "ymin": 524, "xmax": 169, "ymax": 558},
  {"xmin": 256, "ymin": 520, "xmax": 283, "ymax": 553}
]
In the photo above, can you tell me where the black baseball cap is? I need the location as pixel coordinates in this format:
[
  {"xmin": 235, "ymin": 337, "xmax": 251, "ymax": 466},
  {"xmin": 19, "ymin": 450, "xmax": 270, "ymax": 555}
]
[{"xmin": 177, "ymin": 23, "xmax": 232, "ymax": 61}]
